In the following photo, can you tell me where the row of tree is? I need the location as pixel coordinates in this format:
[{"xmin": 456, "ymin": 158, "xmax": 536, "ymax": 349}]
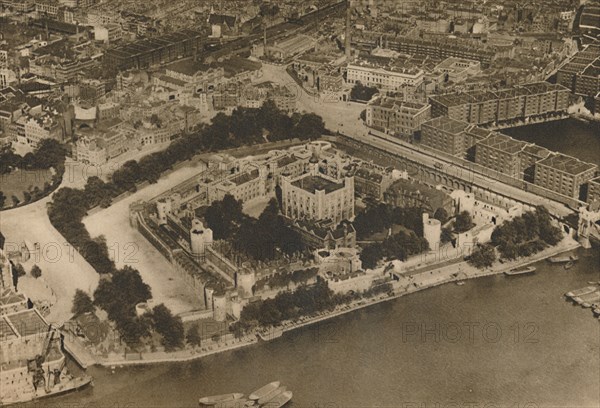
[
  {"xmin": 254, "ymin": 267, "xmax": 318, "ymax": 291},
  {"xmin": 204, "ymin": 197, "xmax": 306, "ymax": 262},
  {"xmin": 491, "ymin": 206, "xmax": 562, "ymax": 260},
  {"xmin": 73, "ymin": 267, "xmax": 185, "ymax": 350},
  {"xmin": 0, "ymin": 139, "xmax": 67, "ymax": 175},
  {"xmin": 353, "ymin": 203, "xmax": 427, "ymax": 239},
  {"xmin": 63, "ymin": 102, "xmax": 327, "ymax": 211},
  {"xmin": 233, "ymin": 199, "xmax": 306, "ymax": 261},
  {"xmin": 360, "ymin": 230, "xmax": 430, "ymax": 269}
]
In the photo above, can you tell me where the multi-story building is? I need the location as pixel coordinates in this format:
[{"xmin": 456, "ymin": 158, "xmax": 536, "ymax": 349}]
[
  {"xmin": 23, "ymin": 114, "xmax": 62, "ymax": 148},
  {"xmin": 519, "ymin": 144, "xmax": 552, "ymax": 183},
  {"xmin": 556, "ymin": 45, "xmax": 600, "ymax": 97},
  {"xmin": 265, "ymin": 34, "xmax": 315, "ymax": 62},
  {"xmin": 351, "ymin": 165, "xmax": 393, "ymax": 200},
  {"xmin": 346, "ymin": 60, "xmax": 424, "ymax": 91},
  {"xmin": 366, "ymin": 97, "xmax": 431, "ymax": 137},
  {"xmin": 75, "ymin": 135, "xmax": 107, "ymax": 165},
  {"xmin": 207, "ymin": 167, "xmax": 267, "ymax": 204},
  {"xmin": 534, "ymin": 153, "xmax": 598, "ymax": 199},
  {"xmin": 103, "ymin": 29, "xmax": 204, "ymax": 70},
  {"xmin": 429, "ymin": 82, "xmax": 570, "ymax": 125},
  {"xmin": 291, "ymin": 219, "xmax": 356, "ymax": 250},
  {"xmin": 0, "ymin": 49, "xmax": 8, "ymax": 69},
  {"xmin": 35, "ymin": 0, "xmax": 59, "ymax": 17},
  {"xmin": 373, "ymin": 34, "xmax": 502, "ymax": 67},
  {"xmin": 242, "ymin": 81, "xmax": 296, "ymax": 113},
  {"xmin": 281, "ymin": 168, "xmax": 354, "ymax": 225},
  {"xmin": 384, "ymin": 178, "xmax": 454, "ymax": 216},
  {"xmin": 420, "ymin": 116, "xmax": 469, "ymax": 156},
  {"xmin": 586, "ymin": 177, "xmax": 600, "ymax": 211},
  {"xmin": 474, "ymin": 132, "xmax": 529, "ymax": 179},
  {"xmin": 434, "ymin": 57, "xmax": 481, "ymax": 83},
  {"xmin": 366, "ymin": 96, "xmax": 431, "ymax": 139}
]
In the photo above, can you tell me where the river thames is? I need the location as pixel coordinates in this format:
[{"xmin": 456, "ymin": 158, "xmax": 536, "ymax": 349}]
[{"xmin": 33, "ymin": 119, "xmax": 600, "ymax": 408}]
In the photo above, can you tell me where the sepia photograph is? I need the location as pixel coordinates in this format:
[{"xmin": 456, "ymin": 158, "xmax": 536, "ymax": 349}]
[{"xmin": 0, "ymin": 0, "xmax": 599, "ymax": 407}]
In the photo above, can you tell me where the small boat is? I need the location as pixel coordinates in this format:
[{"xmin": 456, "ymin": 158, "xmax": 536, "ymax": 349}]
[
  {"xmin": 578, "ymin": 290, "xmax": 600, "ymax": 305},
  {"xmin": 258, "ymin": 386, "xmax": 286, "ymax": 405},
  {"xmin": 249, "ymin": 382, "xmax": 280, "ymax": 401},
  {"xmin": 505, "ymin": 266, "xmax": 536, "ymax": 276},
  {"xmin": 215, "ymin": 399, "xmax": 253, "ymax": 408},
  {"xmin": 565, "ymin": 286, "xmax": 596, "ymax": 298},
  {"xmin": 199, "ymin": 393, "xmax": 245, "ymax": 406},
  {"xmin": 564, "ymin": 261, "xmax": 574, "ymax": 270},
  {"xmin": 548, "ymin": 255, "xmax": 578, "ymax": 264},
  {"xmin": 260, "ymin": 390, "xmax": 293, "ymax": 408},
  {"xmin": 456, "ymin": 281, "xmax": 465, "ymax": 286}
]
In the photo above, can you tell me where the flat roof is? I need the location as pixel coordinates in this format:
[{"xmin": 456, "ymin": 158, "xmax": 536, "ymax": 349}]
[
  {"xmin": 423, "ymin": 116, "xmax": 468, "ymax": 134},
  {"xmin": 0, "ymin": 317, "xmax": 17, "ymax": 341},
  {"xmin": 6, "ymin": 309, "xmax": 48, "ymax": 337},
  {"xmin": 292, "ymin": 175, "xmax": 344, "ymax": 194},
  {"xmin": 477, "ymin": 132, "xmax": 528, "ymax": 154},
  {"xmin": 522, "ymin": 143, "xmax": 552, "ymax": 159},
  {"xmin": 538, "ymin": 153, "xmax": 597, "ymax": 175}
]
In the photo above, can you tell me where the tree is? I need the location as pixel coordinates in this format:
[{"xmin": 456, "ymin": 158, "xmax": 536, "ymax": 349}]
[
  {"xmin": 350, "ymin": 82, "xmax": 378, "ymax": 101},
  {"xmin": 72, "ymin": 289, "xmax": 95, "ymax": 316},
  {"xmin": 0, "ymin": 191, "xmax": 6, "ymax": 208},
  {"xmin": 30, "ymin": 264, "xmax": 42, "ymax": 279},
  {"xmin": 441, "ymin": 227, "xmax": 453, "ymax": 244},
  {"xmin": 434, "ymin": 208, "xmax": 449, "ymax": 224},
  {"xmin": 467, "ymin": 244, "xmax": 496, "ymax": 269},
  {"xmin": 186, "ymin": 323, "xmax": 202, "ymax": 347},
  {"xmin": 150, "ymin": 304, "xmax": 184, "ymax": 351},
  {"xmin": 13, "ymin": 263, "xmax": 26, "ymax": 277},
  {"xmin": 11, "ymin": 195, "xmax": 19, "ymax": 207},
  {"xmin": 204, "ymin": 194, "xmax": 243, "ymax": 239},
  {"xmin": 454, "ymin": 211, "xmax": 473, "ymax": 233}
]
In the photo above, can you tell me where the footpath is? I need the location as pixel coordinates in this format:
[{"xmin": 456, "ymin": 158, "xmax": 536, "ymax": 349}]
[{"xmin": 67, "ymin": 237, "xmax": 581, "ymax": 368}]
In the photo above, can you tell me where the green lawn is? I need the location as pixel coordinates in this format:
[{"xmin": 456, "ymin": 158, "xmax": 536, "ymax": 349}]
[{"xmin": 0, "ymin": 169, "xmax": 54, "ymax": 208}]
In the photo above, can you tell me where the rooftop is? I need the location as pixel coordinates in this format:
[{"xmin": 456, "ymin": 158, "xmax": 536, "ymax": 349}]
[
  {"xmin": 423, "ymin": 116, "xmax": 468, "ymax": 134},
  {"xmin": 477, "ymin": 132, "xmax": 528, "ymax": 154},
  {"xmin": 538, "ymin": 153, "xmax": 597, "ymax": 176},
  {"xmin": 292, "ymin": 175, "xmax": 345, "ymax": 194},
  {"xmin": 5, "ymin": 309, "xmax": 48, "ymax": 337}
]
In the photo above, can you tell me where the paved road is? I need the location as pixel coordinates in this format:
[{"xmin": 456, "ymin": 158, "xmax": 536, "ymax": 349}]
[{"xmin": 259, "ymin": 63, "xmax": 573, "ymax": 218}]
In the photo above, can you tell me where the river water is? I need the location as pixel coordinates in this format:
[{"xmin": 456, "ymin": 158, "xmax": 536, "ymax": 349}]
[
  {"xmin": 33, "ymin": 120, "xmax": 600, "ymax": 408},
  {"xmin": 37, "ymin": 246, "xmax": 599, "ymax": 408},
  {"xmin": 503, "ymin": 119, "xmax": 600, "ymax": 166}
]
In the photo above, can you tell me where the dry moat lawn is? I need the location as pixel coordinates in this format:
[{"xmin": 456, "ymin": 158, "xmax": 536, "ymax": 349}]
[{"xmin": 0, "ymin": 168, "xmax": 53, "ymax": 208}]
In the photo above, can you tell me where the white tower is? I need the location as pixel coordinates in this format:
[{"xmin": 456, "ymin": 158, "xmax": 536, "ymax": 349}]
[{"xmin": 423, "ymin": 213, "xmax": 442, "ymax": 250}]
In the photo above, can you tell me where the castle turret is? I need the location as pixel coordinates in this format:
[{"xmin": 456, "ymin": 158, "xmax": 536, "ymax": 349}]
[
  {"xmin": 423, "ymin": 213, "xmax": 441, "ymax": 251},
  {"xmin": 213, "ymin": 290, "xmax": 227, "ymax": 322},
  {"xmin": 236, "ymin": 267, "xmax": 256, "ymax": 298}
]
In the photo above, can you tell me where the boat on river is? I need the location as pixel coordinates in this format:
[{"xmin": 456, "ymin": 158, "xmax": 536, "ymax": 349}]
[
  {"xmin": 249, "ymin": 382, "xmax": 280, "ymax": 401},
  {"xmin": 505, "ymin": 266, "xmax": 536, "ymax": 276},
  {"xmin": 257, "ymin": 386, "xmax": 286, "ymax": 405},
  {"xmin": 548, "ymin": 255, "xmax": 578, "ymax": 263},
  {"xmin": 199, "ymin": 393, "xmax": 245, "ymax": 406},
  {"xmin": 260, "ymin": 390, "xmax": 293, "ymax": 408},
  {"xmin": 566, "ymin": 286, "xmax": 597, "ymax": 298}
]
